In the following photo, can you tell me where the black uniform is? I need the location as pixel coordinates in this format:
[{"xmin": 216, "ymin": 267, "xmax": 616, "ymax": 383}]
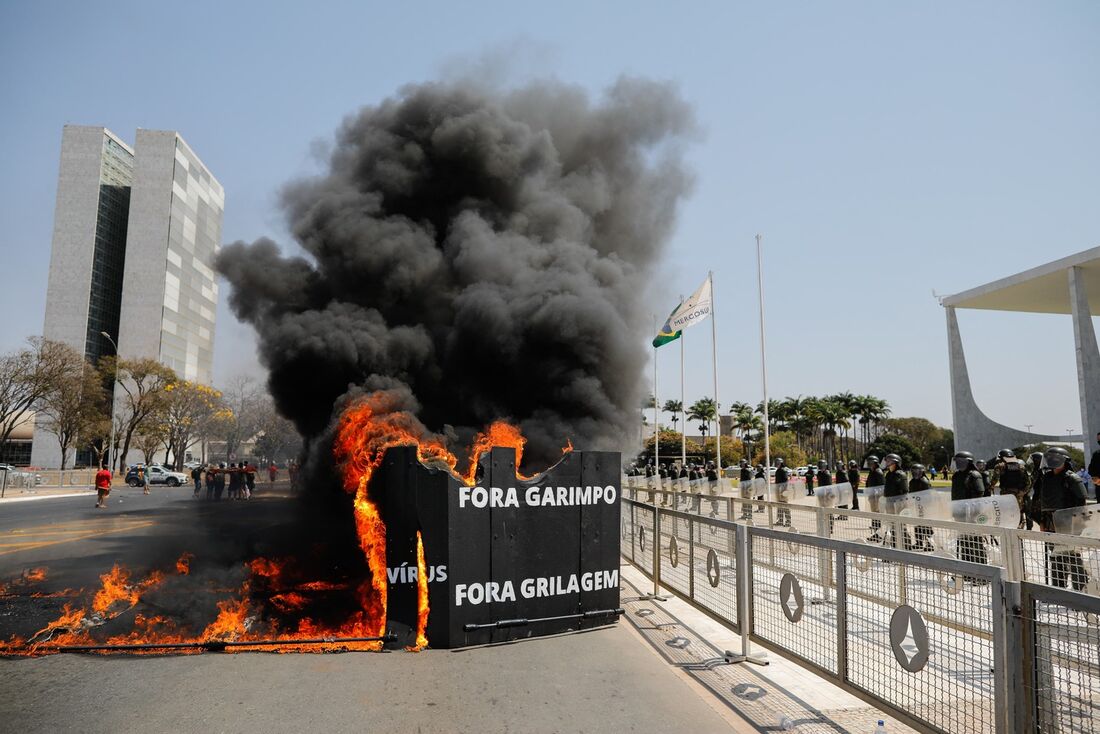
[
  {"xmin": 775, "ymin": 465, "xmax": 791, "ymax": 526},
  {"xmin": 995, "ymin": 457, "xmax": 1031, "ymax": 529},
  {"xmin": 1032, "ymin": 469, "xmax": 1089, "ymax": 590},
  {"xmin": 909, "ymin": 475, "xmax": 933, "ymax": 549},
  {"xmin": 847, "ymin": 467, "xmax": 861, "ymax": 510},
  {"xmin": 866, "ymin": 467, "xmax": 885, "ymax": 534},
  {"xmin": 805, "ymin": 468, "xmax": 814, "ymax": 495},
  {"xmin": 952, "ymin": 467, "xmax": 988, "ymax": 568},
  {"xmin": 835, "ymin": 467, "xmax": 846, "ymax": 486},
  {"xmin": 882, "ymin": 467, "xmax": 910, "ymax": 548},
  {"xmin": 739, "ymin": 466, "xmax": 753, "ymax": 519},
  {"xmin": 1089, "ymin": 443, "xmax": 1100, "ymax": 493}
]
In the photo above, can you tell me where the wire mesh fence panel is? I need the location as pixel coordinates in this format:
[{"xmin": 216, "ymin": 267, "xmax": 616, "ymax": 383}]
[
  {"xmin": 690, "ymin": 516, "xmax": 738, "ymax": 628},
  {"xmin": 657, "ymin": 512, "xmax": 691, "ymax": 601},
  {"xmin": 750, "ymin": 532, "xmax": 839, "ymax": 675},
  {"xmin": 1028, "ymin": 588, "xmax": 1100, "ymax": 733},
  {"xmin": 1018, "ymin": 532, "xmax": 1100, "ymax": 594},
  {"xmin": 844, "ymin": 552, "xmax": 999, "ymax": 734},
  {"xmin": 632, "ymin": 503, "xmax": 656, "ymax": 580}
]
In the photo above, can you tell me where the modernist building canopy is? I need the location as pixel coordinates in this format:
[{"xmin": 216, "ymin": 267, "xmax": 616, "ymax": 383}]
[
  {"xmin": 942, "ymin": 245, "xmax": 1100, "ymax": 315},
  {"xmin": 942, "ymin": 245, "xmax": 1099, "ymax": 461}
]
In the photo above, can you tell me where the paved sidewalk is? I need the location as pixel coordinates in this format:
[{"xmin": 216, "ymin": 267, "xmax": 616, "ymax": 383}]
[
  {"xmin": 0, "ymin": 487, "xmax": 98, "ymax": 503},
  {"xmin": 620, "ymin": 564, "xmax": 916, "ymax": 733}
]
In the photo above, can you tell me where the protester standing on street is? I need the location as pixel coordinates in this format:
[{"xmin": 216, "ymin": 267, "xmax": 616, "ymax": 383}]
[
  {"xmin": 139, "ymin": 466, "xmax": 150, "ymax": 496},
  {"xmin": 94, "ymin": 465, "xmax": 112, "ymax": 508},
  {"xmin": 1031, "ymin": 447, "xmax": 1089, "ymax": 590},
  {"xmin": 951, "ymin": 451, "xmax": 988, "ymax": 570},
  {"xmin": 909, "ymin": 464, "xmax": 934, "ymax": 550},
  {"xmin": 865, "ymin": 456, "xmax": 885, "ymax": 542},
  {"xmin": 268, "ymin": 462, "xmax": 278, "ymax": 484},
  {"xmin": 245, "ymin": 462, "xmax": 257, "ymax": 499},
  {"xmin": 192, "ymin": 465, "xmax": 203, "ymax": 498},
  {"xmin": 205, "ymin": 465, "xmax": 216, "ymax": 500}
]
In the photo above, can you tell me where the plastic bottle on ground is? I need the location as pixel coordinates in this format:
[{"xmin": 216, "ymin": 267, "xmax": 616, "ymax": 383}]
[
  {"xmin": 874, "ymin": 721, "xmax": 887, "ymax": 733},
  {"xmin": 777, "ymin": 715, "xmax": 795, "ymax": 731}
]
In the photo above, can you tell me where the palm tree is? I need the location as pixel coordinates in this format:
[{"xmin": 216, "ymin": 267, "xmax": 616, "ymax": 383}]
[{"xmin": 662, "ymin": 400, "xmax": 683, "ymax": 431}]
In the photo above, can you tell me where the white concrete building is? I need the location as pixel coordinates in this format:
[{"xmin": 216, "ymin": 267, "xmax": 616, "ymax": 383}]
[{"xmin": 32, "ymin": 126, "xmax": 223, "ymax": 468}]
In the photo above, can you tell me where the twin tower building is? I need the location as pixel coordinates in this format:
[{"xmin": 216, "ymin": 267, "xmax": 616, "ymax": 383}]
[{"xmin": 31, "ymin": 126, "xmax": 224, "ymax": 468}]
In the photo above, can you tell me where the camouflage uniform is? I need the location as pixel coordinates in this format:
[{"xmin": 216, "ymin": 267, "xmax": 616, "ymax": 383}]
[{"xmin": 992, "ymin": 457, "xmax": 1031, "ymax": 528}]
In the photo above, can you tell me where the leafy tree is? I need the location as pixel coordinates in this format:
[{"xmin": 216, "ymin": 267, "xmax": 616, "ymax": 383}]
[
  {"xmin": 661, "ymin": 400, "xmax": 683, "ymax": 430},
  {"xmin": 0, "ymin": 337, "xmax": 76, "ymax": 464},
  {"xmin": 111, "ymin": 357, "xmax": 177, "ymax": 471},
  {"xmin": 162, "ymin": 381, "xmax": 224, "ymax": 470},
  {"xmin": 863, "ymin": 433, "xmax": 920, "ymax": 468},
  {"xmin": 216, "ymin": 376, "xmax": 265, "ymax": 462},
  {"xmin": 752, "ymin": 431, "xmax": 807, "ymax": 468},
  {"xmin": 252, "ymin": 396, "xmax": 302, "ymax": 464},
  {"xmin": 688, "ymin": 397, "xmax": 718, "ymax": 437},
  {"xmin": 643, "ymin": 428, "xmax": 702, "ymax": 461},
  {"xmin": 36, "ymin": 347, "xmax": 107, "ymax": 469}
]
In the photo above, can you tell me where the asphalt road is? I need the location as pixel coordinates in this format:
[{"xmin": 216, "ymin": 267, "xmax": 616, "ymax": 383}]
[{"xmin": 0, "ymin": 484, "xmax": 742, "ymax": 733}]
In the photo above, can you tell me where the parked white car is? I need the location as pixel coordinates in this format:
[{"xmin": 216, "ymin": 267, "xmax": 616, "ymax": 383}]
[{"xmin": 127, "ymin": 464, "xmax": 189, "ymax": 487}]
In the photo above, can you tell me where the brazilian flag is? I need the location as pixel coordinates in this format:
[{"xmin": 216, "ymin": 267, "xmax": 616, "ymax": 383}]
[{"xmin": 652, "ymin": 305, "xmax": 682, "ymax": 348}]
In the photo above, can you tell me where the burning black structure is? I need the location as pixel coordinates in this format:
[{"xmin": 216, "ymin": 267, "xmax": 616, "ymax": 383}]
[{"xmin": 375, "ymin": 446, "xmax": 622, "ymax": 648}]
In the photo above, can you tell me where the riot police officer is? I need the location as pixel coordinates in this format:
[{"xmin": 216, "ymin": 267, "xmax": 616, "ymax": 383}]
[
  {"xmin": 705, "ymin": 461, "xmax": 720, "ymax": 515},
  {"xmin": 774, "ymin": 458, "xmax": 791, "ymax": 527},
  {"xmin": 1028, "ymin": 452, "xmax": 1045, "ymax": 495},
  {"xmin": 658, "ymin": 462, "xmax": 670, "ymax": 506},
  {"xmin": 804, "ymin": 460, "xmax": 815, "ymax": 496},
  {"xmin": 738, "ymin": 459, "xmax": 753, "ymax": 520},
  {"xmin": 909, "ymin": 463, "xmax": 934, "ymax": 551},
  {"xmin": 1031, "ymin": 447, "xmax": 1088, "ymax": 590},
  {"xmin": 951, "ymin": 451, "xmax": 988, "ymax": 569},
  {"xmin": 975, "ymin": 459, "xmax": 992, "ymax": 496},
  {"xmin": 847, "ymin": 459, "xmax": 861, "ymax": 511},
  {"xmin": 992, "ymin": 449, "xmax": 1031, "ymax": 529},
  {"xmin": 865, "ymin": 456, "xmax": 886, "ymax": 542},
  {"xmin": 882, "ymin": 453, "xmax": 910, "ymax": 548},
  {"xmin": 815, "ymin": 459, "xmax": 832, "ymax": 489},
  {"xmin": 644, "ymin": 461, "xmax": 656, "ymax": 503}
]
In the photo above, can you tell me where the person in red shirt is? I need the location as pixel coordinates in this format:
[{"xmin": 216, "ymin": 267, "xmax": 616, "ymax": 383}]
[
  {"xmin": 94, "ymin": 467, "xmax": 112, "ymax": 508},
  {"xmin": 268, "ymin": 462, "xmax": 278, "ymax": 484}
]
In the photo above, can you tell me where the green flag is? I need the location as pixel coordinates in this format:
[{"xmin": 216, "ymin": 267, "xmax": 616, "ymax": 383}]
[{"xmin": 652, "ymin": 306, "xmax": 681, "ymax": 348}]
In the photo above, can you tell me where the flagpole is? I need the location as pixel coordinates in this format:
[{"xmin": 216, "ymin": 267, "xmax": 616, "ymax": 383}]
[
  {"xmin": 653, "ymin": 314, "xmax": 659, "ymax": 472},
  {"xmin": 756, "ymin": 235, "xmax": 770, "ymax": 486},
  {"xmin": 680, "ymin": 294, "xmax": 686, "ymax": 467},
  {"xmin": 709, "ymin": 271, "xmax": 721, "ymax": 472}
]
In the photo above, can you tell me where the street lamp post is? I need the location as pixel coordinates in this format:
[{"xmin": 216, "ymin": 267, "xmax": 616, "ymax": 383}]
[{"xmin": 100, "ymin": 332, "xmax": 119, "ymax": 473}]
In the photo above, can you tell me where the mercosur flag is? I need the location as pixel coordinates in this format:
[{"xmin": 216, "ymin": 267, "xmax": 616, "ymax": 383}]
[{"xmin": 652, "ymin": 275, "xmax": 712, "ymax": 348}]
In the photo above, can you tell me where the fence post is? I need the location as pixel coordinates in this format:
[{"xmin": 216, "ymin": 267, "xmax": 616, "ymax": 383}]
[
  {"xmin": 0, "ymin": 468, "xmax": 7, "ymax": 498},
  {"xmin": 688, "ymin": 515, "xmax": 695, "ymax": 600},
  {"xmin": 724, "ymin": 523, "xmax": 768, "ymax": 665},
  {"xmin": 1002, "ymin": 581, "xmax": 1027, "ymax": 734},
  {"xmin": 653, "ymin": 506, "xmax": 662, "ymax": 598},
  {"xmin": 836, "ymin": 549, "xmax": 848, "ymax": 683}
]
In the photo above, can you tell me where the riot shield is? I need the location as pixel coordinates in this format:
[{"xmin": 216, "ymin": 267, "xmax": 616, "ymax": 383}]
[
  {"xmin": 1052, "ymin": 505, "xmax": 1100, "ymax": 538},
  {"xmin": 863, "ymin": 485, "xmax": 884, "ymax": 513},
  {"xmin": 950, "ymin": 494, "xmax": 1021, "ymax": 528},
  {"xmin": 814, "ymin": 482, "xmax": 853, "ymax": 509},
  {"xmin": 738, "ymin": 478, "xmax": 765, "ymax": 499},
  {"xmin": 882, "ymin": 489, "xmax": 951, "ymax": 521},
  {"xmin": 768, "ymin": 481, "xmax": 795, "ymax": 503}
]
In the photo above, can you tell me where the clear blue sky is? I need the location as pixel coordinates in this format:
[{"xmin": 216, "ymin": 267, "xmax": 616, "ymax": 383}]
[{"xmin": 1, "ymin": 1, "xmax": 1097, "ymax": 438}]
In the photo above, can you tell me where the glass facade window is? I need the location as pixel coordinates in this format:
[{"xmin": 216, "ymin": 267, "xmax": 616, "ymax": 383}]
[{"xmin": 85, "ymin": 134, "xmax": 134, "ymax": 364}]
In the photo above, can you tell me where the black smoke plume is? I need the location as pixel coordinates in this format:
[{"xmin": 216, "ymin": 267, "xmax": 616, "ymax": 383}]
[{"xmin": 218, "ymin": 77, "xmax": 695, "ymax": 473}]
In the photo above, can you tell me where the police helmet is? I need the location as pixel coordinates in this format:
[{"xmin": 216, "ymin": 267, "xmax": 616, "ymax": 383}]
[
  {"xmin": 739, "ymin": 459, "xmax": 748, "ymax": 467},
  {"xmin": 883, "ymin": 453, "xmax": 901, "ymax": 468},
  {"xmin": 997, "ymin": 449, "xmax": 1014, "ymax": 459},
  {"xmin": 1029, "ymin": 451, "xmax": 1043, "ymax": 464},
  {"xmin": 817, "ymin": 459, "xmax": 827, "ymax": 470},
  {"xmin": 848, "ymin": 459, "xmax": 858, "ymax": 468},
  {"xmin": 866, "ymin": 455, "xmax": 880, "ymax": 466},
  {"xmin": 775, "ymin": 457, "xmax": 785, "ymax": 466},
  {"xmin": 1042, "ymin": 446, "xmax": 1070, "ymax": 470},
  {"xmin": 910, "ymin": 463, "xmax": 926, "ymax": 477},
  {"xmin": 953, "ymin": 451, "xmax": 974, "ymax": 471},
  {"xmin": 975, "ymin": 459, "xmax": 986, "ymax": 471}
]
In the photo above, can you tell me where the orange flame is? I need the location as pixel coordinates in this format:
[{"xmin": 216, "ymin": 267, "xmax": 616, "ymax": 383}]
[
  {"xmin": 25, "ymin": 568, "xmax": 47, "ymax": 583},
  {"xmin": 407, "ymin": 531, "xmax": 429, "ymax": 651}
]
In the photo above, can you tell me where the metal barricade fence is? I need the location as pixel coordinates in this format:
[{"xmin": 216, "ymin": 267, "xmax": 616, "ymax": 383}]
[
  {"xmin": 1019, "ymin": 583, "xmax": 1100, "ymax": 733},
  {"xmin": 621, "ymin": 495, "xmax": 1100, "ymax": 733},
  {"xmin": 622, "ymin": 476, "xmax": 1100, "ymax": 594}
]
